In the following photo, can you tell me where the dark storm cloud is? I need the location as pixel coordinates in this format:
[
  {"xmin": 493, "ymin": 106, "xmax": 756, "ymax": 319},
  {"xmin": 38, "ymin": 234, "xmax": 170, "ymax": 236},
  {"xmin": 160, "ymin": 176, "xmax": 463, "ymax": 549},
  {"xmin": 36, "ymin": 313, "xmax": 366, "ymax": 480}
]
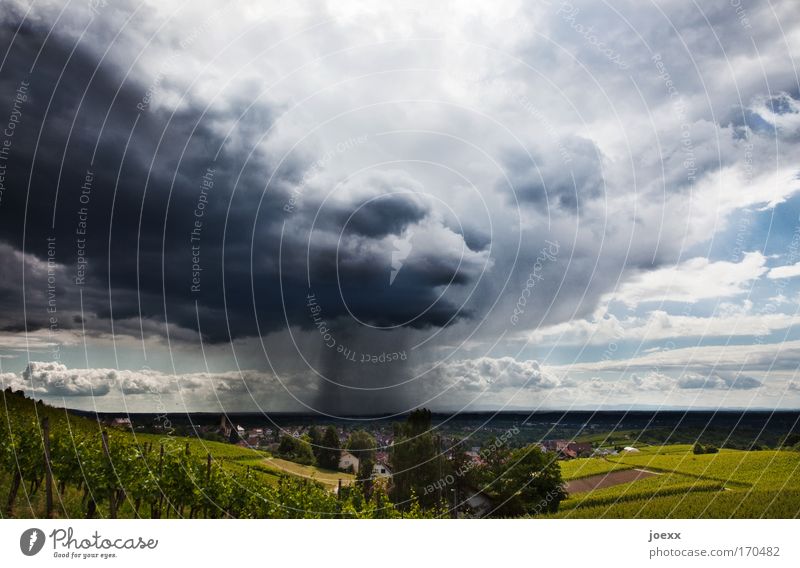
[
  {"xmin": 0, "ymin": 11, "xmax": 486, "ymax": 346},
  {"xmin": 320, "ymin": 175, "xmax": 430, "ymax": 238}
]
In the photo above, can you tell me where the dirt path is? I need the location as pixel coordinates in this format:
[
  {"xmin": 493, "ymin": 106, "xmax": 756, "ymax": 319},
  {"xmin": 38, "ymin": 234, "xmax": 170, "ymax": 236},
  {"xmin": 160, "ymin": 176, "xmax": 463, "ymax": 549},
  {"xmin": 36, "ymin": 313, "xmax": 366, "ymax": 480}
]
[{"xmin": 566, "ymin": 468, "xmax": 658, "ymax": 494}]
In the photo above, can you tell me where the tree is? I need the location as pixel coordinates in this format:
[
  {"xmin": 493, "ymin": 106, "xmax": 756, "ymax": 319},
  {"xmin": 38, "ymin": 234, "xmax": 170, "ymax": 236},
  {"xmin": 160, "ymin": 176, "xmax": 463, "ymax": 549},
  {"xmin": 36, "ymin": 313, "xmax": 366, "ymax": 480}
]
[
  {"xmin": 782, "ymin": 433, "xmax": 800, "ymax": 448},
  {"xmin": 346, "ymin": 429, "xmax": 378, "ymax": 492},
  {"xmin": 277, "ymin": 435, "xmax": 315, "ymax": 465},
  {"xmin": 449, "ymin": 443, "xmax": 477, "ymax": 496},
  {"xmin": 693, "ymin": 443, "xmax": 718, "ymax": 455},
  {"xmin": 390, "ymin": 409, "xmax": 443, "ymax": 509},
  {"xmin": 346, "ymin": 430, "xmax": 377, "ymax": 461},
  {"xmin": 308, "ymin": 426, "xmax": 323, "ymax": 460},
  {"xmin": 317, "ymin": 426, "xmax": 341, "ymax": 470},
  {"xmin": 477, "ymin": 444, "xmax": 566, "ymax": 517}
]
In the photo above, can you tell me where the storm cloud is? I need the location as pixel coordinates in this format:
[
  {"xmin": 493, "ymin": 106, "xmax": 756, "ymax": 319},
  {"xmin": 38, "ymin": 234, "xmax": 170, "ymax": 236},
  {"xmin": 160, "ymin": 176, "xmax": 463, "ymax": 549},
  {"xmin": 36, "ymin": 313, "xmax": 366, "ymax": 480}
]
[{"xmin": 0, "ymin": 0, "xmax": 799, "ymax": 413}]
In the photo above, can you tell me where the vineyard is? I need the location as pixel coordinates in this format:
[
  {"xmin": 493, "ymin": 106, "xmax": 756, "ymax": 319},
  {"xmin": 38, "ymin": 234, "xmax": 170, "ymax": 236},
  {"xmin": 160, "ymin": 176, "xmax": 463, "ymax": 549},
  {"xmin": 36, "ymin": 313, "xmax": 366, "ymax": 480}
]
[
  {"xmin": 558, "ymin": 457, "xmax": 634, "ymax": 480},
  {"xmin": 550, "ymin": 444, "xmax": 800, "ymax": 518},
  {"xmin": 0, "ymin": 390, "xmax": 428, "ymax": 519},
  {"xmin": 6, "ymin": 386, "xmax": 800, "ymax": 520}
]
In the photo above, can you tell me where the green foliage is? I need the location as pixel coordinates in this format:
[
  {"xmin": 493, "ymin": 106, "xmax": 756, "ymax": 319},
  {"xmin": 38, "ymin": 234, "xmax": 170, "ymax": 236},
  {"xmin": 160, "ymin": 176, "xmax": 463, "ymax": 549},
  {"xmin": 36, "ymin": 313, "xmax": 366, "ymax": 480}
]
[
  {"xmin": 476, "ymin": 444, "xmax": 566, "ymax": 516},
  {"xmin": 346, "ymin": 430, "xmax": 377, "ymax": 461},
  {"xmin": 277, "ymin": 435, "xmax": 316, "ymax": 465},
  {"xmin": 693, "ymin": 443, "xmax": 719, "ymax": 455},
  {"xmin": 346, "ymin": 429, "xmax": 377, "ymax": 491},
  {"xmin": 308, "ymin": 425, "xmax": 323, "ymax": 460},
  {"xmin": 390, "ymin": 409, "xmax": 443, "ymax": 509},
  {"xmin": 781, "ymin": 433, "xmax": 800, "ymax": 448},
  {"xmin": 317, "ymin": 426, "xmax": 341, "ymax": 470}
]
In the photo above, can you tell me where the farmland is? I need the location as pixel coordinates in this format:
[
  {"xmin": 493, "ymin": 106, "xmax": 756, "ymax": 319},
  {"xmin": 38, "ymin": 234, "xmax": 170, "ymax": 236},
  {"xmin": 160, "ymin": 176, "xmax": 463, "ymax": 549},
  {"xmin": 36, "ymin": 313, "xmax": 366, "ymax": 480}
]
[{"xmin": 550, "ymin": 445, "xmax": 800, "ymax": 518}]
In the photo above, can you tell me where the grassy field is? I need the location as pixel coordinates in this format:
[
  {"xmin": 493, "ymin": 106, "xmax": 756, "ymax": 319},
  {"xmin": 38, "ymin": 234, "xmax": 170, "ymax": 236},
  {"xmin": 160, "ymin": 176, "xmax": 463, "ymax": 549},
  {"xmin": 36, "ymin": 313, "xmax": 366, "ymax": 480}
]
[
  {"xmin": 240, "ymin": 457, "xmax": 355, "ymax": 489},
  {"xmin": 549, "ymin": 445, "xmax": 800, "ymax": 518}
]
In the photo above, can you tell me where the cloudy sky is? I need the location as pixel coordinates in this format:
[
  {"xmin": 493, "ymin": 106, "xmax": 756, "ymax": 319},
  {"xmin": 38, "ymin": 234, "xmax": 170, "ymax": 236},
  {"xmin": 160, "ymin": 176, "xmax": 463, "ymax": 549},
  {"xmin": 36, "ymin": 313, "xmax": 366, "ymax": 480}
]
[{"xmin": 0, "ymin": 0, "xmax": 799, "ymax": 414}]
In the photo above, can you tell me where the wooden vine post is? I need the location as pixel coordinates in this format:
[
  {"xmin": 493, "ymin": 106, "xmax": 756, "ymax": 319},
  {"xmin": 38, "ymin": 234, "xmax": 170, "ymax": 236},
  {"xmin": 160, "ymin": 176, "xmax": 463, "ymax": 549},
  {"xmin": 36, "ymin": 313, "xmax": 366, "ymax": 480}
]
[{"xmin": 42, "ymin": 417, "xmax": 53, "ymax": 518}]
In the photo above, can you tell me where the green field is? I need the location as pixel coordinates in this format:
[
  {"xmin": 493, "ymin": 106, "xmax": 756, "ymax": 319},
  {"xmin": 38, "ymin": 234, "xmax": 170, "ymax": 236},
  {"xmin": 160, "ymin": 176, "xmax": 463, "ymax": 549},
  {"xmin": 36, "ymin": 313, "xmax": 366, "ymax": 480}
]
[
  {"xmin": 549, "ymin": 445, "xmax": 800, "ymax": 518},
  {"xmin": 239, "ymin": 457, "xmax": 354, "ymax": 489}
]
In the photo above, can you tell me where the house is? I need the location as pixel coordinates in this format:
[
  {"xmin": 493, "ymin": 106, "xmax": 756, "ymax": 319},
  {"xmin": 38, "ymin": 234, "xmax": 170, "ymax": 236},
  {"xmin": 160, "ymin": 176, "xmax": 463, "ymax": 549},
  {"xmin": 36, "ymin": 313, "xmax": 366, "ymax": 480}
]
[
  {"xmin": 561, "ymin": 446, "xmax": 578, "ymax": 459},
  {"xmin": 464, "ymin": 450, "xmax": 483, "ymax": 465},
  {"xmin": 110, "ymin": 417, "xmax": 132, "ymax": 428},
  {"xmin": 566, "ymin": 442, "xmax": 593, "ymax": 457},
  {"xmin": 372, "ymin": 462, "xmax": 392, "ymax": 478},
  {"xmin": 541, "ymin": 439, "xmax": 593, "ymax": 459},
  {"xmin": 541, "ymin": 439, "xmax": 570, "ymax": 453},
  {"xmin": 623, "ymin": 446, "xmax": 640, "ymax": 453},
  {"xmin": 464, "ymin": 491, "xmax": 492, "ymax": 518},
  {"xmin": 339, "ymin": 451, "xmax": 359, "ymax": 474}
]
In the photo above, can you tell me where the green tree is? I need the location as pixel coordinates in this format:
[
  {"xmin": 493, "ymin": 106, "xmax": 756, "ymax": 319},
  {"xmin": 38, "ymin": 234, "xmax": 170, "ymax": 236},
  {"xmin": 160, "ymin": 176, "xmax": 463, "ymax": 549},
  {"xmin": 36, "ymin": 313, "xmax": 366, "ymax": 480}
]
[
  {"xmin": 478, "ymin": 444, "xmax": 566, "ymax": 517},
  {"xmin": 346, "ymin": 430, "xmax": 377, "ymax": 461},
  {"xmin": 317, "ymin": 426, "xmax": 341, "ymax": 470},
  {"xmin": 390, "ymin": 409, "xmax": 443, "ymax": 509},
  {"xmin": 346, "ymin": 429, "xmax": 378, "ymax": 492},
  {"xmin": 308, "ymin": 426, "xmax": 323, "ymax": 460},
  {"xmin": 277, "ymin": 435, "xmax": 315, "ymax": 465}
]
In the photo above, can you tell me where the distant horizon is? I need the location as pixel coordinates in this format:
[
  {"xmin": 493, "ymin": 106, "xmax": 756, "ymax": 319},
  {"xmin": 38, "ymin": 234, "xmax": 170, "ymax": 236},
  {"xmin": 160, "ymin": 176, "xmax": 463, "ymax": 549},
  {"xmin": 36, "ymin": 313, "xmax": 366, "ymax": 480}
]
[{"xmin": 60, "ymin": 404, "xmax": 800, "ymax": 417}]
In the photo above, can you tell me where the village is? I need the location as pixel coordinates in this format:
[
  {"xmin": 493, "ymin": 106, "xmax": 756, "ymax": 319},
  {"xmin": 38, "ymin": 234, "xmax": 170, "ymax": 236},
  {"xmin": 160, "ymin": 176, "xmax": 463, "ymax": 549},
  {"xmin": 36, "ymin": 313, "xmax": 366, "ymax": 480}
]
[{"xmin": 106, "ymin": 413, "xmax": 613, "ymax": 482}]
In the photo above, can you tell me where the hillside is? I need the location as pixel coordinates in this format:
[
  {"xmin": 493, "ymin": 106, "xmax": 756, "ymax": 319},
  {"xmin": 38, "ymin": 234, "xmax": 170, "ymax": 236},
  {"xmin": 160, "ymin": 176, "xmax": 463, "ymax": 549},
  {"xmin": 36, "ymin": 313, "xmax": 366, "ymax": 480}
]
[
  {"xmin": 551, "ymin": 445, "xmax": 800, "ymax": 518},
  {"xmin": 0, "ymin": 389, "xmax": 360, "ymax": 519}
]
